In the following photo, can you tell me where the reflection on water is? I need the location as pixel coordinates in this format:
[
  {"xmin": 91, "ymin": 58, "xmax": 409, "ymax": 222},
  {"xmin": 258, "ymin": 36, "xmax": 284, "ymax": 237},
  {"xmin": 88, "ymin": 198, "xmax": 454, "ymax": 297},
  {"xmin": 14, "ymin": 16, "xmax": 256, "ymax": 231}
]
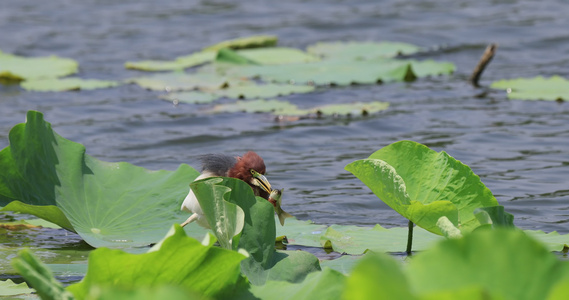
[{"xmin": 0, "ymin": 0, "xmax": 568, "ymax": 240}]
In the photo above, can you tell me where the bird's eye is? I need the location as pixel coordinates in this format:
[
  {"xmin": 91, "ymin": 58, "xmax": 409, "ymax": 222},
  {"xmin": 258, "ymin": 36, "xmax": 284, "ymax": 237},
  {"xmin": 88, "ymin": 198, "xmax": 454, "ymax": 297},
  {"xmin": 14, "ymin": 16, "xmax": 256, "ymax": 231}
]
[{"xmin": 249, "ymin": 169, "xmax": 255, "ymax": 175}]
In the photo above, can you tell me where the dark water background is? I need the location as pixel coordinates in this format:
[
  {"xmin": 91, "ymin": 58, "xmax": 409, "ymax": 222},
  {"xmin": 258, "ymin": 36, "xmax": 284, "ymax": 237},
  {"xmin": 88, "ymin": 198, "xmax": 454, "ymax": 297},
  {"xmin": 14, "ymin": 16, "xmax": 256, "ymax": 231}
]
[{"xmin": 1, "ymin": 0, "xmax": 568, "ymax": 236}]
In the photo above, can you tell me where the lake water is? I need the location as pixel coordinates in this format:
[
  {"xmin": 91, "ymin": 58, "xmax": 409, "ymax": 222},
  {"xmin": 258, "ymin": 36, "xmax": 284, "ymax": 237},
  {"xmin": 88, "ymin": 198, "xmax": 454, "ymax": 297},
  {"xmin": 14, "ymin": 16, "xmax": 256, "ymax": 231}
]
[{"xmin": 1, "ymin": 0, "xmax": 568, "ymax": 237}]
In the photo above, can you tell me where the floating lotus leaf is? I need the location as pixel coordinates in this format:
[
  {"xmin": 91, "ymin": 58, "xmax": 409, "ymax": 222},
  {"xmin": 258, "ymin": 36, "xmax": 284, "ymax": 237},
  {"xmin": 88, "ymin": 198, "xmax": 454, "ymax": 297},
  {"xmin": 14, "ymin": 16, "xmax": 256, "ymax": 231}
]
[
  {"xmin": 490, "ymin": 76, "xmax": 569, "ymax": 101},
  {"xmin": 125, "ymin": 51, "xmax": 216, "ymax": 71},
  {"xmin": 163, "ymin": 83, "xmax": 315, "ymax": 103},
  {"xmin": 0, "ymin": 279, "xmax": 34, "ymax": 297},
  {"xmin": 0, "ymin": 51, "xmax": 78, "ymax": 81},
  {"xmin": 128, "ymin": 72, "xmax": 228, "ymax": 91},
  {"xmin": 223, "ymin": 59, "xmax": 417, "ymax": 86},
  {"xmin": 249, "ymin": 267, "xmax": 346, "ymax": 300},
  {"xmin": 307, "ymin": 41, "xmax": 421, "ymax": 60},
  {"xmin": 66, "ymin": 225, "xmax": 248, "ymax": 299},
  {"xmin": 21, "ymin": 77, "xmax": 120, "ymax": 92},
  {"xmin": 203, "ymin": 35, "xmax": 278, "ymax": 52},
  {"xmin": 320, "ymin": 224, "xmax": 443, "ymax": 254},
  {"xmin": 524, "ymin": 230, "xmax": 569, "ymax": 252},
  {"xmin": 211, "ymin": 99, "xmax": 389, "ymax": 117},
  {"xmin": 408, "ymin": 59, "xmax": 456, "ymax": 77},
  {"xmin": 319, "ymin": 256, "xmax": 362, "ymax": 275},
  {"xmin": 236, "ymin": 47, "xmax": 320, "ymax": 65},
  {"xmin": 275, "ymin": 217, "xmax": 328, "ymax": 248},
  {"xmin": 345, "ymin": 141, "xmax": 500, "ymax": 235},
  {"xmin": 1, "ymin": 202, "xmax": 73, "ymax": 231},
  {"xmin": 0, "ymin": 111, "xmax": 200, "ymax": 248}
]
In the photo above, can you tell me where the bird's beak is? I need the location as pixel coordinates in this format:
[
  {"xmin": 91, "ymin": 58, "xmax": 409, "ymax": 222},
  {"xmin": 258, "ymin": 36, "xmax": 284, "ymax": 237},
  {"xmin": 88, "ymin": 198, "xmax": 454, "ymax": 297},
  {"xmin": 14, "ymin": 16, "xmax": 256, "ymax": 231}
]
[{"xmin": 251, "ymin": 170, "xmax": 272, "ymax": 194}]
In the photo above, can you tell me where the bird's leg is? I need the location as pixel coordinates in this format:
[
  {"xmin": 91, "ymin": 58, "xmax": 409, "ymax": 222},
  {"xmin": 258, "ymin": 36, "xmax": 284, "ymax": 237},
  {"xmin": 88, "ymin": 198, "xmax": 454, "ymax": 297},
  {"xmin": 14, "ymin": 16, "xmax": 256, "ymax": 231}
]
[{"xmin": 180, "ymin": 213, "xmax": 199, "ymax": 227}]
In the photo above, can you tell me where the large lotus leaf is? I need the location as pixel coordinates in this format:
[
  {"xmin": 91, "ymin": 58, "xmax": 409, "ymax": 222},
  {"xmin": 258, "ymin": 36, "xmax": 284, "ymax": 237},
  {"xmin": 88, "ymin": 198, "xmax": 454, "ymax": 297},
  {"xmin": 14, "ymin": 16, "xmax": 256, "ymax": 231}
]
[
  {"xmin": 275, "ymin": 217, "xmax": 328, "ymax": 248},
  {"xmin": 407, "ymin": 229, "xmax": 569, "ymax": 300},
  {"xmin": 0, "ymin": 111, "xmax": 200, "ymax": 247},
  {"xmin": 236, "ymin": 47, "xmax": 320, "ymax": 65},
  {"xmin": 125, "ymin": 51, "xmax": 216, "ymax": 71},
  {"xmin": 11, "ymin": 250, "xmax": 74, "ymax": 300},
  {"xmin": 163, "ymin": 83, "xmax": 315, "ymax": 104},
  {"xmin": 190, "ymin": 177, "xmax": 246, "ymax": 250},
  {"xmin": 490, "ymin": 76, "xmax": 569, "ymax": 101},
  {"xmin": 223, "ymin": 59, "xmax": 417, "ymax": 86},
  {"xmin": 524, "ymin": 230, "xmax": 569, "ymax": 252},
  {"xmin": 128, "ymin": 72, "xmax": 228, "ymax": 91},
  {"xmin": 85, "ymin": 286, "xmax": 207, "ymax": 300},
  {"xmin": 0, "ymin": 279, "xmax": 34, "ymax": 297},
  {"xmin": 66, "ymin": 225, "xmax": 248, "ymax": 299},
  {"xmin": 408, "ymin": 59, "xmax": 456, "ymax": 77},
  {"xmin": 203, "ymin": 35, "xmax": 278, "ymax": 52},
  {"xmin": 320, "ymin": 224, "xmax": 443, "ymax": 254},
  {"xmin": 21, "ymin": 77, "xmax": 120, "ymax": 91},
  {"xmin": 346, "ymin": 141, "xmax": 499, "ymax": 235},
  {"xmin": 307, "ymin": 41, "xmax": 421, "ymax": 60},
  {"xmin": 343, "ymin": 251, "xmax": 417, "ymax": 300},
  {"xmin": 0, "ymin": 51, "xmax": 78, "ymax": 81},
  {"xmin": 248, "ymin": 267, "xmax": 346, "ymax": 300}
]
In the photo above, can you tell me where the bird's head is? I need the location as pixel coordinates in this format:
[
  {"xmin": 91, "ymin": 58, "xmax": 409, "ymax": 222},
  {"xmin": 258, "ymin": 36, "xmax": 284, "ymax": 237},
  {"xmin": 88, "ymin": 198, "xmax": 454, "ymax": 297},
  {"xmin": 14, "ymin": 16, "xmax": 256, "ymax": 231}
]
[{"xmin": 228, "ymin": 151, "xmax": 272, "ymax": 198}]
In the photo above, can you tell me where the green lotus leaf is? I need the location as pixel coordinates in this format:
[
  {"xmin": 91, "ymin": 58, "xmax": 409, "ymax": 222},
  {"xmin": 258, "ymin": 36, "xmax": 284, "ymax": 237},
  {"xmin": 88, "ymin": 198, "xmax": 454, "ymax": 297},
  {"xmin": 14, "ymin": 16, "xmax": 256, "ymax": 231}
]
[
  {"xmin": 12, "ymin": 250, "xmax": 74, "ymax": 300},
  {"xmin": 223, "ymin": 59, "xmax": 417, "ymax": 86},
  {"xmin": 236, "ymin": 47, "xmax": 320, "ymax": 65},
  {"xmin": 490, "ymin": 76, "xmax": 569, "ymax": 101},
  {"xmin": 85, "ymin": 286, "xmax": 207, "ymax": 300},
  {"xmin": 0, "ymin": 51, "xmax": 78, "ymax": 81},
  {"xmin": 319, "ymin": 256, "xmax": 363, "ymax": 275},
  {"xmin": 343, "ymin": 251, "xmax": 417, "ymax": 300},
  {"xmin": 275, "ymin": 217, "xmax": 328, "ymax": 248},
  {"xmin": 194, "ymin": 177, "xmax": 320, "ymax": 285},
  {"xmin": 125, "ymin": 51, "xmax": 216, "ymax": 71},
  {"xmin": 203, "ymin": 34, "xmax": 278, "ymax": 52},
  {"xmin": 320, "ymin": 224, "xmax": 443, "ymax": 254},
  {"xmin": 0, "ymin": 111, "xmax": 200, "ymax": 248},
  {"xmin": 216, "ymin": 48, "xmax": 260, "ymax": 65},
  {"xmin": 190, "ymin": 177, "xmax": 246, "ymax": 250},
  {"xmin": 128, "ymin": 72, "xmax": 228, "ymax": 91},
  {"xmin": 408, "ymin": 59, "xmax": 456, "ymax": 77},
  {"xmin": 297, "ymin": 101, "xmax": 389, "ymax": 116},
  {"xmin": 1, "ymin": 201, "xmax": 73, "ymax": 231},
  {"xmin": 473, "ymin": 205, "xmax": 514, "ymax": 228},
  {"xmin": 407, "ymin": 229, "xmax": 569, "ymax": 300},
  {"xmin": 345, "ymin": 141, "xmax": 500, "ymax": 235},
  {"xmin": 66, "ymin": 225, "xmax": 248, "ymax": 299},
  {"xmin": 162, "ymin": 83, "xmax": 315, "ymax": 104},
  {"xmin": 524, "ymin": 230, "xmax": 569, "ymax": 252},
  {"xmin": 0, "ymin": 279, "xmax": 34, "ymax": 297},
  {"xmin": 21, "ymin": 77, "xmax": 120, "ymax": 92},
  {"xmin": 307, "ymin": 41, "xmax": 421, "ymax": 60},
  {"xmin": 249, "ymin": 267, "xmax": 346, "ymax": 300}
]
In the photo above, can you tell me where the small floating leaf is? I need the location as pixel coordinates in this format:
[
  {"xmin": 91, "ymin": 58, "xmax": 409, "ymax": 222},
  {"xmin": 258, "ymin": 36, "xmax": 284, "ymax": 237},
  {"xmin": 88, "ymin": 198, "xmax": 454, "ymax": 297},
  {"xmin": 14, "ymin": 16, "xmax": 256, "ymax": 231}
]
[
  {"xmin": 128, "ymin": 72, "xmax": 228, "ymax": 91},
  {"xmin": 0, "ymin": 279, "xmax": 35, "ymax": 297},
  {"xmin": 203, "ymin": 35, "xmax": 278, "ymax": 52},
  {"xmin": 212, "ymin": 99, "xmax": 298, "ymax": 114},
  {"xmin": 307, "ymin": 41, "xmax": 421, "ymax": 60},
  {"xmin": 21, "ymin": 77, "xmax": 120, "ymax": 92},
  {"xmin": 125, "ymin": 51, "xmax": 216, "ymax": 71},
  {"xmin": 0, "ymin": 51, "xmax": 78, "ymax": 81},
  {"xmin": 236, "ymin": 47, "xmax": 320, "ymax": 65},
  {"xmin": 490, "ymin": 76, "xmax": 569, "ymax": 101}
]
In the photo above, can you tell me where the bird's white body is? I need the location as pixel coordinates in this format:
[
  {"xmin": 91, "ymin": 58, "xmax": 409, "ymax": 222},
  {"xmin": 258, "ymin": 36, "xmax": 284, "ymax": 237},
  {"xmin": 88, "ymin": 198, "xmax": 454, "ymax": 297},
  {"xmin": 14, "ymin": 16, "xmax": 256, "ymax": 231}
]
[{"xmin": 181, "ymin": 170, "xmax": 220, "ymax": 228}]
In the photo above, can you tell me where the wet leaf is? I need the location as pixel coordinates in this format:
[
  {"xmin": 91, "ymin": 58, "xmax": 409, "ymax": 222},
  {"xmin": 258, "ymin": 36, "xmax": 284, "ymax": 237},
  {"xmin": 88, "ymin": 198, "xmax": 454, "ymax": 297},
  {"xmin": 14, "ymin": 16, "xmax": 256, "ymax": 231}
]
[
  {"xmin": 203, "ymin": 35, "xmax": 278, "ymax": 52},
  {"xmin": 248, "ymin": 267, "xmax": 346, "ymax": 300},
  {"xmin": 128, "ymin": 72, "xmax": 228, "ymax": 91},
  {"xmin": 0, "ymin": 111, "xmax": 200, "ymax": 248},
  {"xmin": 524, "ymin": 230, "xmax": 569, "ymax": 252},
  {"xmin": 0, "ymin": 51, "xmax": 78, "ymax": 81},
  {"xmin": 236, "ymin": 47, "xmax": 320, "ymax": 65},
  {"xmin": 66, "ymin": 225, "xmax": 248, "ymax": 299},
  {"xmin": 307, "ymin": 41, "xmax": 421, "ymax": 60},
  {"xmin": 21, "ymin": 77, "xmax": 120, "ymax": 92},
  {"xmin": 0, "ymin": 279, "xmax": 34, "ymax": 296},
  {"xmin": 125, "ymin": 51, "xmax": 216, "ymax": 71},
  {"xmin": 275, "ymin": 217, "xmax": 328, "ymax": 248},
  {"xmin": 320, "ymin": 224, "xmax": 443, "ymax": 254},
  {"xmin": 490, "ymin": 76, "xmax": 569, "ymax": 101},
  {"xmin": 345, "ymin": 141, "xmax": 500, "ymax": 235}
]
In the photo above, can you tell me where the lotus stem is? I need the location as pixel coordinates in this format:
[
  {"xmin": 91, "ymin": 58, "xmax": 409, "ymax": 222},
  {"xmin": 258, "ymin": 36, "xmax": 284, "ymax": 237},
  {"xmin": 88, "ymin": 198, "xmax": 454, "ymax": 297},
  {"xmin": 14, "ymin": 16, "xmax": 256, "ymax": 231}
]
[
  {"xmin": 406, "ymin": 220, "xmax": 414, "ymax": 256},
  {"xmin": 469, "ymin": 44, "xmax": 497, "ymax": 87}
]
